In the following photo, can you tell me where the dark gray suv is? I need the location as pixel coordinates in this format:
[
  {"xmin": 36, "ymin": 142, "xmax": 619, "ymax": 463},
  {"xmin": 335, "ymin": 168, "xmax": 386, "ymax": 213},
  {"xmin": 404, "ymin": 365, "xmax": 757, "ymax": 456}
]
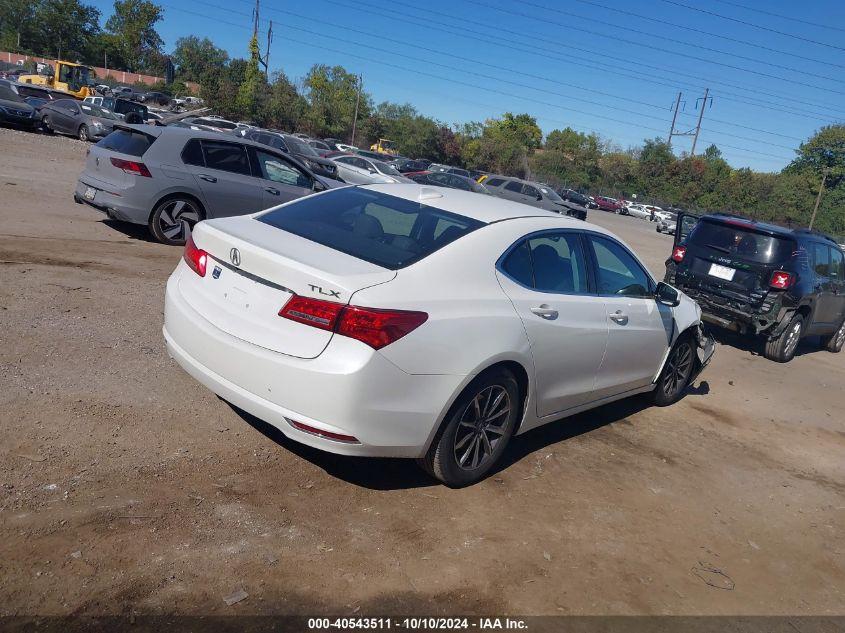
[{"xmin": 485, "ymin": 177, "xmax": 587, "ymax": 220}]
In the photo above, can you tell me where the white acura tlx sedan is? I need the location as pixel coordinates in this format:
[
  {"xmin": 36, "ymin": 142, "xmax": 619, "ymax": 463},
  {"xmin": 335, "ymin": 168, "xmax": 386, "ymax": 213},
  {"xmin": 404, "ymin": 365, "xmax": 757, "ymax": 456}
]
[{"xmin": 164, "ymin": 184, "xmax": 714, "ymax": 486}]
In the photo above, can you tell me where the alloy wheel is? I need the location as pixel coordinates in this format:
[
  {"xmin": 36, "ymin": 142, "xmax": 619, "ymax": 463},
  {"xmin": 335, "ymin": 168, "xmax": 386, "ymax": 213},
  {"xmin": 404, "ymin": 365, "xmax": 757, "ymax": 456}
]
[
  {"xmin": 662, "ymin": 341, "xmax": 693, "ymax": 398},
  {"xmin": 78, "ymin": 125, "xmax": 88, "ymax": 141},
  {"xmin": 835, "ymin": 322, "xmax": 845, "ymax": 349},
  {"xmin": 157, "ymin": 199, "xmax": 200, "ymax": 242},
  {"xmin": 453, "ymin": 385, "xmax": 511, "ymax": 471}
]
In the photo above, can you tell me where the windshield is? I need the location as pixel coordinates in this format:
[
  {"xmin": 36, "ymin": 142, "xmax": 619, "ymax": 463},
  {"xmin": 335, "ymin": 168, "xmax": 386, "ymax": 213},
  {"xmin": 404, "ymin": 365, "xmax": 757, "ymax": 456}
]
[
  {"xmin": 374, "ymin": 161, "xmax": 402, "ymax": 176},
  {"xmin": 259, "ymin": 188, "xmax": 484, "ymax": 269},
  {"xmin": 0, "ymin": 84, "xmax": 24, "ymax": 102},
  {"xmin": 286, "ymin": 136, "xmax": 319, "ymax": 157},
  {"xmin": 80, "ymin": 103, "xmax": 116, "ymax": 119},
  {"xmin": 540, "ymin": 187, "xmax": 564, "ymax": 202},
  {"xmin": 689, "ymin": 219, "xmax": 796, "ymax": 264}
]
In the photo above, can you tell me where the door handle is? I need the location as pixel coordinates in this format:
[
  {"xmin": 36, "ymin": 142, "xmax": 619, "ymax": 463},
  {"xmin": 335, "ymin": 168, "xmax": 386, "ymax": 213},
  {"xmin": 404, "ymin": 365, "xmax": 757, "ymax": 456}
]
[
  {"xmin": 265, "ymin": 187, "xmax": 280, "ymax": 195},
  {"xmin": 530, "ymin": 304, "xmax": 558, "ymax": 319},
  {"xmin": 609, "ymin": 310, "xmax": 628, "ymax": 324},
  {"xmin": 198, "ymin": 174, "xmax": 217, "ymax": 183}
]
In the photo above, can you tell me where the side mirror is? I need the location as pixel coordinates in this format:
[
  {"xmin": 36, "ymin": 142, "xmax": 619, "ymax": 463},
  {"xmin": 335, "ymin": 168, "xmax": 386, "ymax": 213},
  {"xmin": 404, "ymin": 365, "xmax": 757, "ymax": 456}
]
[
  {"xmin": 655, "ymin": 281, "xmax": 681, "ymax": 307},
  {"xmin": 312, "ymin": 179, "xmax": 326, "ymax": 192},
  {"xmin": 536, "ymin": 193, "xmax": 543, "ymax": 201}
]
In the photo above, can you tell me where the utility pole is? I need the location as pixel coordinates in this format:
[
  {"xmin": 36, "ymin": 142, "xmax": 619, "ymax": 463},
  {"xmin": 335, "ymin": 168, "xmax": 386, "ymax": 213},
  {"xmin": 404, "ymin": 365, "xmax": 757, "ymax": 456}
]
[
  {"xmin": 252, "ymin": 0, "xmax": 260, "ymax": 40},
  {"xmin": 690, "ymin": 88, "xmax": 711, "ymax": 156},
  {"xmin": 263, "ymin": 20, "xmax": 273, "ymax": 79},
  {"xmin": 809, "ymin": 166, "xmax": 829, "ymax": 230},
  {"xmin": 667, "ymin": 91, "xmax": 682, "ymax": 149},
  {"xmin": 351, "ymin": 74, "xmax": 362, "ymax": 145}
]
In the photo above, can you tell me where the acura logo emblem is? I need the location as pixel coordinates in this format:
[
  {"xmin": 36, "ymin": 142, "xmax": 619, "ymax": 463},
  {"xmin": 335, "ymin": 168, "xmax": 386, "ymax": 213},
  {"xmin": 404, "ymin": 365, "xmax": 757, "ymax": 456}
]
[{"xmin": 230, "ymin": 248, "xmax": 241, "ymax": 267}]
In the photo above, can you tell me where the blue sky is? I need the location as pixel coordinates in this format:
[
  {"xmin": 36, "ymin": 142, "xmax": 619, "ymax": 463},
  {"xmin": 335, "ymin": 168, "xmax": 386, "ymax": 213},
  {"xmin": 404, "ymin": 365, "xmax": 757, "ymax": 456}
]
[{"xmin": 88, "ymin": 0, "xmax": 845, "ymax": 172}]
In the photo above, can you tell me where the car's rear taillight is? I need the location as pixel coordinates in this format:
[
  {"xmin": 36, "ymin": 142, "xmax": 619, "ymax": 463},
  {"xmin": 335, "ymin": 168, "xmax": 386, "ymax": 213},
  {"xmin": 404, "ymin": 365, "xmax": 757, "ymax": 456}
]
[
  {"xmin": 279, "ymin": 296, "xmax": 344, "ymax": 331},
  {"xmin": 183, "ymin": 235, "xmax": 207, "ymax": 277},
  {"xmin": 110, "ymin": 157, "xmax": 151, "ymax": 177},
  {"xmin": 770, "ymin": 270, "xmax": 794, "ymax": 290},
  {"xmin": 672, "ymin": 245, "xmax": 687, "ymax": 262},
  {"xmin": 279, "ymin": 296, "xmax": 428, "ymax": 349}
]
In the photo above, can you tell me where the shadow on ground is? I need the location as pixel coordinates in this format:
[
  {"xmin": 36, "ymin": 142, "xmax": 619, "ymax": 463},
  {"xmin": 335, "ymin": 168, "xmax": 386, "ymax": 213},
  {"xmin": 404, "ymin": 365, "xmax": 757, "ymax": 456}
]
[{"xmin": 227, "ymin": 381, "xmax": 710, "ymax": 491}]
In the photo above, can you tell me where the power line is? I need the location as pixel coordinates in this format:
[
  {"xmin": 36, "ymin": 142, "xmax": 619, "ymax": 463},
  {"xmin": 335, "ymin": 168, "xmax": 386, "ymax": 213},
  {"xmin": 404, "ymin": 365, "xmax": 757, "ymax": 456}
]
[
  {"xmin": 466, "ymin": 0, "xmax": 845, "ymax": 94},
  {"xmin": 656, "ymin": 0, "xmax": 845, "ymax": 52},
  {"xmin": 220, "ymin": 0, "xmax": 803, "ymax": 150},
  {"xmin": 566, "ymin": 0, "xmax": 845, "ymax": 70},
  {"xmin": 162, "ymin": 2, "xmax": 797, "ymax": 164},
  {"xmin": 709, "ymin": 0, "xmax": 845, "ymax": 34},
  {"xmin": 313, "ymin": 0, "xmax": 845, "ymax": 120}
]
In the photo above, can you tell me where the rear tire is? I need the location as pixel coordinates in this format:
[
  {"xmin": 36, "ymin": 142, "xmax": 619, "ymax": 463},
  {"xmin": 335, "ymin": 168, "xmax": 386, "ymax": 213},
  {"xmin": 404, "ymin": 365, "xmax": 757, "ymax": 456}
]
[
  {"xmin": 78, "ymin": 124, "xmax": 89, "ymax": 142},
  {"xmin": 822, "ymin": 318, "xmax": 845, "ymax": 353},
  {"xmin": 652, "ymin": 335, "xmax": 695, "ymax": 406},
  {"xmin": 764, "ymin": 314, "xmax": 803, "ymax": 362},
  {"xmin": 419, "ymin": 369, "xmax": 520, "ymax": 487},
  {"xmin": 148, "ymin": 196, "xmax": 204, "ymax": 246}
]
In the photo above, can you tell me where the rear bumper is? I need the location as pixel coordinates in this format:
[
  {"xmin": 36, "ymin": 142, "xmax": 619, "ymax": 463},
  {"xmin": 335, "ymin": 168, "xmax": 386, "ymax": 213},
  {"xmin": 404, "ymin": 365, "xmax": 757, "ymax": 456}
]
[
  {"xmin": 163, "ymin": 266, "xmax": 465, "ymax": 458},
  {"xmin": 74, "ymin": 177, "xmax": 149, "ymax": 224}
]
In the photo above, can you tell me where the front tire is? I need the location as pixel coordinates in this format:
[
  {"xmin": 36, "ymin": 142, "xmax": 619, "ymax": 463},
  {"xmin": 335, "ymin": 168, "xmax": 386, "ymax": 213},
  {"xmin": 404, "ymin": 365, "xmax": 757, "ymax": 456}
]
[
  {"xmin": 78, "ymin": 124, "xmax": 89, "ymax": 141},
  {"xmin": 148, "ymin": 196, "xmax": 203, "ymax": 245},
  {"xmin": 41, "ymin": 114, "xmax": 53, "ymax": 134},
  {"xmin": 419, "ymin": 369, "xmax": 520, "ymax": 487},
  {"xmin": 822, "ymin": 318, "xmax": 845, "ymax": 353},
  {"xmin": 764, "ymin": 314, "xmax": 803, "ymax": 362},
  {"xmin": 653, "ymin": 336, "xmax": 695, "ymax": 406}
]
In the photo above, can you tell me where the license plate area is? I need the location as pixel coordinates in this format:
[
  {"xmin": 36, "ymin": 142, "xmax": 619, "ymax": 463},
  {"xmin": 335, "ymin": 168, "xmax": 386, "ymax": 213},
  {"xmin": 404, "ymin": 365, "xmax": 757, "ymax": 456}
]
[
  {"xmin": 84, "ymin": 186, "xmax": 96, "ymax": 200},
  {"xmin": 708, "ymin": 263, "xmax": 735, "ymax": 281}
]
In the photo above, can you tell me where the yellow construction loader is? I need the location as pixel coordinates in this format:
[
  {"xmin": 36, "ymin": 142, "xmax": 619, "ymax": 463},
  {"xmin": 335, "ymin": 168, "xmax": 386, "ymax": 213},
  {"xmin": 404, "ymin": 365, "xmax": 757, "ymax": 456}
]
[
  {"xmin": 18, "ymin": 60, "xmax": 95, "ymax": 99},
  {"xmin": 369, "ymin": 138, "xmax": 398, "ymax": 155}
]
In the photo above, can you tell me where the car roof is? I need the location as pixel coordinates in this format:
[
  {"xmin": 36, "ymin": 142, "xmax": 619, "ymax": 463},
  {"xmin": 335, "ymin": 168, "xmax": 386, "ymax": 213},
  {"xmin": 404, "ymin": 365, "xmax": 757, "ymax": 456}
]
[
  {"xmin": 705, "ymin": 213, "xmax": 840, "ymax": 244},
  {"xmin": 361, "ymin": 184, "xmax": 598, "ymax": 226}
]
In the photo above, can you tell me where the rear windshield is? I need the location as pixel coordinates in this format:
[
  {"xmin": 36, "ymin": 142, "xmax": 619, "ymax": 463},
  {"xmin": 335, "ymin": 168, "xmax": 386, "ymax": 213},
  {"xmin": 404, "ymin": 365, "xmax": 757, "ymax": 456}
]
[
  {"xmin": 689, "ymin": 219, "xmax": 796, "ymax": 264},
  {"xmin": 97, "ymin": 128, "xmax": 155, "ymax": 157},
  {"xmin": 258, "ymin": 187, "xmax": 485, "ymax": 269}
]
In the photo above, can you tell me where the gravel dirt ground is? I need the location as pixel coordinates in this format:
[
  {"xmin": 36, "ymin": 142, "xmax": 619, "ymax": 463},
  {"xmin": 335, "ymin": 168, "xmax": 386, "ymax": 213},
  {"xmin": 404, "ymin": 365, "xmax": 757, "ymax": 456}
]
[{"xmin": 1, "ymin": 127, "xmax": 843, "ymax": 618}]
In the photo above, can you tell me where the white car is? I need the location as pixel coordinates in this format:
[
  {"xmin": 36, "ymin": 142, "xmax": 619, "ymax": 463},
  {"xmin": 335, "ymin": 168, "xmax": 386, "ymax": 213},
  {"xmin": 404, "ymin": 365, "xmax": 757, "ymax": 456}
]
[
  {"xmin": 330, "ymin": 154, "xmax": 414, "ymax": 184},
  {"xmin": 163, "ymin": 185, "xmax": 714, "ymax": 486},
  {"xmin": 625, "ymin": 204, "xmax": 652, "ymax": 220}
]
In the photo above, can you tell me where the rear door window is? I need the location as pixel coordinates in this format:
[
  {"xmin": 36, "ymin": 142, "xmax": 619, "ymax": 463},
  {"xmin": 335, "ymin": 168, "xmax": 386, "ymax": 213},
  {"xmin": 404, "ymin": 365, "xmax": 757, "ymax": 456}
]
[
  {"xmin": 201, "ymin": 141, "xmax": 251, "ymax": 176},
  {"xmin": 830, "ymin": 248, "xmax": 845, "ymax": 282},
  {"xmin": 501, "ymin": 240, "xmax": 534, "ymax": 287},
  {"xmin": 97, "ymin": 128, "xmax": 155, "ymax": 157},
  {"xmin": 522, "ymin": 184, "xmax": 540, "ymax": 199},
  {"xmin": 181, "ymin": 139, "xmax": 204, "ymax": 166},
  {"xmin": 486, "ymin": 178, "xmax": 505, "ymax": 187},
  {"xmin": 258, "ymin": 187, "xmax": 484, "ymax": 269},
  {"xmin": 813, "ymin": 243, "xmax": 831, "ymax": 277},
  {"xmin": 528, "ymin": 233, "xmax": 588, "ymax": 293}
]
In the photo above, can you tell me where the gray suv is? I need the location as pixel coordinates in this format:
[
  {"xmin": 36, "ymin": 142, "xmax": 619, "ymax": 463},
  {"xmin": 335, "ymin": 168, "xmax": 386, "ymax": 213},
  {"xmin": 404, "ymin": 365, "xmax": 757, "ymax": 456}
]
[
  {"xmin": 74, "ymin": 125, "xmax": 339, "ymax": 245},
  {"xmin": 485, "ymin": 177, "xmax": 587, "ymax": 220}
]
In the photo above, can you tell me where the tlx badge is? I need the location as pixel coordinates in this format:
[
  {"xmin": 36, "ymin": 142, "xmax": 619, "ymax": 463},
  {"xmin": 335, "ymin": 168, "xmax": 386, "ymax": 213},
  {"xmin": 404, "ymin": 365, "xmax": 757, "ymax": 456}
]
[{"xmin": 309, "ymin": 284, "xmax": 341, "ymax": 298}]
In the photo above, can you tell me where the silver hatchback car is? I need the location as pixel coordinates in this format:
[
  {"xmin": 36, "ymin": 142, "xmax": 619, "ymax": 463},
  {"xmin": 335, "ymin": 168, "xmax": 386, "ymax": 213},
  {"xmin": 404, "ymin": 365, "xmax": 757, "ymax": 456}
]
[{"xmin": 74, "ymin": 125, "xmax": 339, "ymax": 244}]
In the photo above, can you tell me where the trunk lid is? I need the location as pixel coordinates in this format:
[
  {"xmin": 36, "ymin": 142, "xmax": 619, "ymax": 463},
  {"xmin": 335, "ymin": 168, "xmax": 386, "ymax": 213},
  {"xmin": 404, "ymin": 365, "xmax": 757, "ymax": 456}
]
[
  {"xmin": 83, "ymin": 125, "xmax": 159, "ymax": 189},
  {"xmin": 181, "ymin": 216, "xmax": 396, "ymax": 358}
]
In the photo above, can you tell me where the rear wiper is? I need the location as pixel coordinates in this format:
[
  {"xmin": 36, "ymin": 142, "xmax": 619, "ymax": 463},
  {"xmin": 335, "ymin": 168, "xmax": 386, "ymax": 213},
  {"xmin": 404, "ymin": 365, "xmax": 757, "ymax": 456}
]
[{"xmin": 705, "ymin": 243, "xmax": 731, "ymax": 254}]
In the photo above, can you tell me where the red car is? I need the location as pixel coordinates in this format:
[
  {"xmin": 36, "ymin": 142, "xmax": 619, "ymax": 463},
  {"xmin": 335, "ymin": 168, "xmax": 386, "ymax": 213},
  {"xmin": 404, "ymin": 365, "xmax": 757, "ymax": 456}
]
[{"xmin": 594, "ymin": 196, "xmax": 623, "ymax": 212}]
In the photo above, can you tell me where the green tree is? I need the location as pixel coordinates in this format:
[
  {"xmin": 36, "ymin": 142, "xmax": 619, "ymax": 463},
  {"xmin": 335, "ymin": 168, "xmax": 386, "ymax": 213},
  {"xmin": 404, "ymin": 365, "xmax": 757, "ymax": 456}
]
[
  {"xmin": 303, "ymin": 64, "xmax": 367, "ymax": 139},
  {"xmin": 37, "ymin": 0, "xmax": 101, "ymax": 60},
  {"xmin": 0, "ymin": 0, "xmax": 37, "ymax": 50},
  {"xmin": 104, "ymin": 0, "xmax": 164, "ymax": 73},
  {"xmin": 235, "ymin": 35, "xmax": 264, "ymax": 122},
  {"xmin": 172, "ymin": 35, "xmax": 229, "ymax": 82}
]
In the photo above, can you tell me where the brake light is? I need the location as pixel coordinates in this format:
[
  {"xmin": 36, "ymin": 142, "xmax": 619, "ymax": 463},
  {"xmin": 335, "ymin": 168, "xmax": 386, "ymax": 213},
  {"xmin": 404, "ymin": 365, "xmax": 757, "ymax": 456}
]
[
  {"xmin": 279, "ymin": 296, "xmax": 428, "ymax": 349},
  {"xmin": 110, "ymin": 157, "xmax": 151, "ymax": 177},
  {"xmin": 672, "ymin": 245, "xmax": 687, "ymax": 262},
  {"xmin": 183, "ymin": 235, "xmax": 207, "ymax": 277},
  {"xmin": 770, "ymin": 270, "xmax": 794, "ymax": 290}
]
